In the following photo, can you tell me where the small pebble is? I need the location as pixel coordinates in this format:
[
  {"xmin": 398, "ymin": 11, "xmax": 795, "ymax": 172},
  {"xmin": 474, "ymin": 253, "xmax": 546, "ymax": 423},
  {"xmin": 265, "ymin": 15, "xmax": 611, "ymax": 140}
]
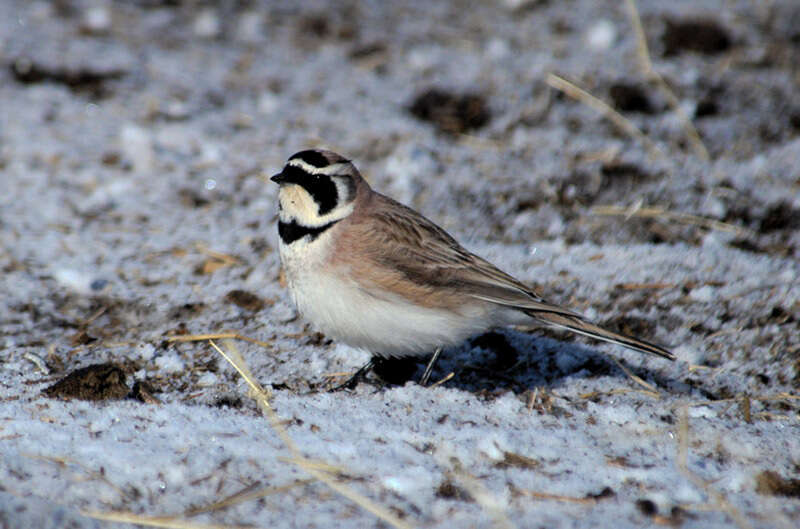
[
  {"xmin": 194, "ymin": 9, "xmax": 220, "ymax": 39},
  {"xmin": 82, "ymin": 5, "xmax": 111, "ymax": 35},
  {"xmin": 586, "ymin": 19, "xmax": 616, "ymax": 50},
  {"xmin": 689, "ymin": 285, "xmax": 715, "ymax": 303},
  {"xmin": 119, "ymin": 123, "xmax": 154, "ymax": 173},
  {"xmin": 54, "ymin": 268, "xmax": 97, "ymax": 296}
]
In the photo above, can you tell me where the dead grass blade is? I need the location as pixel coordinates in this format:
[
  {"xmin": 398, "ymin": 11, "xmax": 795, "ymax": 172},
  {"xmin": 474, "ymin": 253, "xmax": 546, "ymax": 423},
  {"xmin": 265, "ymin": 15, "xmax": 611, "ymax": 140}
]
[
  {"xmin": 515, "ymin": 489, "xmax": 596, "ymax": 505},
  {"xmin": 615, "ymin": 282, "xmax": 676, "ymax": 290},
  {"xmin": 686, "ymin": 392, "xmax": 800, "ymax": 408},
  {"xmin": 429, "ymin": 372, "xmax": 455, "ymax": 388},
  {"xmin": 183, "ymin": 479, "xmax": 315, "ymax": 516},
  {"xmin": 84, "ymin": 338, "xmax": 414, "ymax": 529},
  {"xmin": 578, "ymin": 388, "xmax": 661, "ymax": 400},
  {"xmin": 210, "ymin": 339, "xmax": 416, "ymax": 529},
  {"xmin": 277, "ymin": 456, "xmax": 347, "ymax": 475},
  {"xmin": 25, "ymin": 453, "xmax": 132, "ymax": 502},
  {"xmin": 623, "ymin": 0, "xmax": 710, "ymax": 161},
  {"xmin": 448, "ymin": 467, "xmax": 516, "ymax": 529},
  {"xmin": 591, "ymin": 203, "xmax": 755, "ymax": 237},
  {"xmin": 676, "ymin": 405, "xmax": 754, "ymax": 529},
  {"xmin": 545, "ymin": 73, "xmax": 665, "ymax": 160},
  {"xmin": 193, "ymin": 244, "xmax": 243, "ymax": 266},
  {"xmin": 166, "ymin": 332, "xmax": 272, "ymax": 348},
  {"xmin": 82, "ymin": 511, "xmax": 246, "ymax": 529},
  {"xmin": 609, "ymin": 356, "xmax": 660, "ymax": 396}
]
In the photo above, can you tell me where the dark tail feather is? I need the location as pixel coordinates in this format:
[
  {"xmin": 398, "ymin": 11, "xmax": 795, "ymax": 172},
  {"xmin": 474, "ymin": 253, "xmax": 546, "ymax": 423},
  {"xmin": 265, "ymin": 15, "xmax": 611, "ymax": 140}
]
[{"xmin": 526, "ymin": 311, "xmax": 675, "ymax": 361}]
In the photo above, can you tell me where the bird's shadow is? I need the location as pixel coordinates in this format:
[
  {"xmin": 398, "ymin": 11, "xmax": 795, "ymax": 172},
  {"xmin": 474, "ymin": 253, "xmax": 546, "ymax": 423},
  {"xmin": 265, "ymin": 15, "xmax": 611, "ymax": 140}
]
[{"xmin": 368, "ymin": 328, "xmax": 683, "ymax": 396}]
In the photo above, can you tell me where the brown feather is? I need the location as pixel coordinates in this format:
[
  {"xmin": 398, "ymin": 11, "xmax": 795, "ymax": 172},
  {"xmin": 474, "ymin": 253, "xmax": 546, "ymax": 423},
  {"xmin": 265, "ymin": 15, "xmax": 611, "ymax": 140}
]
[{"xmin": 306, "ymin": 155, "xmax": 674, "ymax": 361}]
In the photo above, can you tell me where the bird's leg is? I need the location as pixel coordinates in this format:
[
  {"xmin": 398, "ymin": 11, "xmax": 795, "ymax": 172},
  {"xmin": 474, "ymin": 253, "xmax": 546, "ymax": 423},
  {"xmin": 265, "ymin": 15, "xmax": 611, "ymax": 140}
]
[
  {"xmin": 419, "ymin": 347, "xmax": 443, "ymax": 386},
  {"xmin": 330, "ymin": 358, "xmax": 375, "ymax": 392}
]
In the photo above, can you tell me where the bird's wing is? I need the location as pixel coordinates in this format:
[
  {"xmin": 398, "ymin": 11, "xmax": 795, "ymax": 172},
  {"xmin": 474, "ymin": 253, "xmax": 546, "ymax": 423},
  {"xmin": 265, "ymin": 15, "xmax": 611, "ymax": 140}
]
[
  {"xmin": 345, "ymin": 193, "xmax": 674, "ymax": 361},
  {"xmin": 357, "ymin": 193, "xmax": 582, "ymax": 318}
]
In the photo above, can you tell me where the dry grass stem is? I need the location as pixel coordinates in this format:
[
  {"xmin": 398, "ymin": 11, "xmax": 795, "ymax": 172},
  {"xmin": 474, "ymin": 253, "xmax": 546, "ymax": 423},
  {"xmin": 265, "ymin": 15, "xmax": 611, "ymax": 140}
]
[
  {"xmin": 676, "ymin": 405, "xmax": 754, "ymax": 529},
  {"xmin": 616, "ymin": 282, "xmax": 675, "ymax": 290},
  {"xmin": 609, "ymin": 356, "xmax": 660, "ymax": 395},
  {"xmin": 591, "ymin": 204, "xmax": 755, "ymax": 236},
  {"xmin": 286, "ymin": 456, "xmax": 414, "ymax": 526},
  {"xmin": 322, "ymin": 371, "xmax": 353, "ymax": 379},
  {"xmin": 686, "ymin": 392, "xmax": 799, "ymax": 408},
  {"xmin": 457, "ymin": 132, "xmax": 504, "ymax": 150},
  {"xmin": 23, "ymin": 352, "xmax": 50, "ymax": 374},
  {"xmin": 278, "ymin": 456, "xmax": 347, "ymax": 475},
  {"xmin": 86, "ymin": 339, "xmax": 414, "ymax": 529},
  {"xmin": 623, "ymin": 0, "xmax": 710, "ymax": 161},
  {"xmin": 545, "ymin": 73, "xmax": 665, "ymax": 160},
  {"xmin": 448, "ymin": 468, "xmax": 517, "ymax": 529},
  {"xmin": 754, "ymin": 412, "xmax": 795, "ymax": 421},
  {"xmin": 166, "ymin": 333, "xmax": 272, "ymax": 348},
  {"xmin": 515, "ymin": 489, "xmax": 596, "ymax": 504},
  {"xmin": 687, "ymin": 364, "xmax": 715, "ymax": 372},
  {"xmin": 525, "ymin": 388, "xmax": 538, "ymax": 411},
  {"xmin": 726, "ymin": 282, "xmax": 799, "ymax": 299},
  {"xmin": 194, "ymin": 244, "xmax": 243, "ymax": 266},
  {"xmin": 83, "ymin": 305, "xmax": 109, "ymax": 325},
  {"xmin": 184, "ymin": 479, "xmax": 315, "ymax": 516},
  {"xmin": 210, "ymin": 340, "xmax": 416, "ymax": 529},
  {"xmin": 26, "ymin": 453, "xmax": 131, "ymax": 501},
  {"xmin": 429, "ymin": 372, "xmax": 455, "ymax": 388},
  {"xmin": 705, "ymin": 328, "xmax": 743, "ymax": 340},
  {"xmin": 82, "ymin": 511, "xmax": 245, "ymax": 529},
  {"xmin": 579, "ymin": 388, "xmax": 660, "ymax": 400}
]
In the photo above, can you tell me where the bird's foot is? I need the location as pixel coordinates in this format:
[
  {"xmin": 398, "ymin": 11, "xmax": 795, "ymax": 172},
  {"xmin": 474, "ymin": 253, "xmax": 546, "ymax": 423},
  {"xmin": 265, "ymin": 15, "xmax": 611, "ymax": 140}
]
[{"xmin": 329, "ymin": 359, "xmax": 375, "ymax": 392}]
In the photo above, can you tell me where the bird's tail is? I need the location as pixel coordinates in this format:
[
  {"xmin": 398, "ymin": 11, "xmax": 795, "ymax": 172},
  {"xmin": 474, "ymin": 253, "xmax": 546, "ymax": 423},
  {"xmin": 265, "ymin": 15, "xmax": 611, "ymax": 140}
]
[{"xmin": 525, "ymin": 310, "xmax": 675, "ymax": 361}]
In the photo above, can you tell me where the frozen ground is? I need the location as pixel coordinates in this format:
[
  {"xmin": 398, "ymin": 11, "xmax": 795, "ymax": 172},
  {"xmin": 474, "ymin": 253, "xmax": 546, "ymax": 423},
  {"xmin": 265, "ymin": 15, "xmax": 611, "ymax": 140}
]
[{"xmin": 1, "ymin": 1, "xmax": 798, "ymax": 528}]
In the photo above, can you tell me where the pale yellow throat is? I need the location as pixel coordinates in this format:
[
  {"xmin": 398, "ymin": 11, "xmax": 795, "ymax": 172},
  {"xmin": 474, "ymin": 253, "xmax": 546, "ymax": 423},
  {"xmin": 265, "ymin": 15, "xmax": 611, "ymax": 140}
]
[
  {"xmin": 279, "ymin": 183, "xmax": 355, "ymax": 227},
  {"xmin": 280, "ymin": 184, "xmax": 321, "ymax": 225}
]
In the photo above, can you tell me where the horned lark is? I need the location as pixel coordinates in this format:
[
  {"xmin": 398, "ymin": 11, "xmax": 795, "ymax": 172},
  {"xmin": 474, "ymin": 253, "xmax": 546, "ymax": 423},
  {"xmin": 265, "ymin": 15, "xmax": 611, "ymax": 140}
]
[{"xmin": 271, "ymin": 149, "xmax": 674, "ymax": 388}]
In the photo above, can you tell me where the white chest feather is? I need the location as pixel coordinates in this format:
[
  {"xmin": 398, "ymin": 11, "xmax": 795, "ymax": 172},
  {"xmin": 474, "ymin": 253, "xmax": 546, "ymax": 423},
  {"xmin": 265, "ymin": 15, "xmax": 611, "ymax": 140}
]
[{"xmin": 278, "ymin": 233, "xmax": 492, "ymax": 357}]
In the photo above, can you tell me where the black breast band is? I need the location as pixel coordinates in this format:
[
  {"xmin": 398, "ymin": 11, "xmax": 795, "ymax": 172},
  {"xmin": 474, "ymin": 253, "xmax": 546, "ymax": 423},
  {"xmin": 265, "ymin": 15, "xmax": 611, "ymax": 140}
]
[{"xmin": 278, "ymin": 219, "xmax": 340, "ymax": 244}]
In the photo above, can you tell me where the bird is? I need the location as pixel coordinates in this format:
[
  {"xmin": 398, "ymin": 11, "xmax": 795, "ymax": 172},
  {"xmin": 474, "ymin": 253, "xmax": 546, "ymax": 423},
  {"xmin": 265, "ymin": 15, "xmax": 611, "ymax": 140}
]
[{"xmin": 270, "ymin": 149, "xmax": 674, "ymax": 389}]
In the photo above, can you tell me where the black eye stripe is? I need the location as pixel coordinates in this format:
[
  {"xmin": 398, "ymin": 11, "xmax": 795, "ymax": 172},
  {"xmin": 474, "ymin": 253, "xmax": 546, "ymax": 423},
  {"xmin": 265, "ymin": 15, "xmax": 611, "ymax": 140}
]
[{"xmin": 280, "ymin": 165, "xmax": 339, "ymax": 215}]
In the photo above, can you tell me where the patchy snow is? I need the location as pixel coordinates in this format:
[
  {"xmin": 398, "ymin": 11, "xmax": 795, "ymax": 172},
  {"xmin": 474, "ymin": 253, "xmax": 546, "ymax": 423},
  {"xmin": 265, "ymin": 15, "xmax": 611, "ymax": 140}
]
[{"xmin": 1, "ymin": 0, "xmax": 798, "ymax": 528}]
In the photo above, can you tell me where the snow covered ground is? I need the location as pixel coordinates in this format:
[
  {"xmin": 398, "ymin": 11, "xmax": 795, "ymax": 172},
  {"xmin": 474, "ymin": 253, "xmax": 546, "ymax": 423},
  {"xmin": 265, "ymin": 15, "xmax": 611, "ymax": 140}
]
[{"xmin": 1, "ymin": 1, "xmax": 798, "ymax": 528}]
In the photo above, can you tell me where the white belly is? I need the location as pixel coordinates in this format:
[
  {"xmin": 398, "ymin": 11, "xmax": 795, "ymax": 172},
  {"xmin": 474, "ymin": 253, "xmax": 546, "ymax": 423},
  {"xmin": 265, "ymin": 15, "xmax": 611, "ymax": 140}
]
[{"xmin": 279, "ymin": 236, "xmax": 493, "ymax": 357}]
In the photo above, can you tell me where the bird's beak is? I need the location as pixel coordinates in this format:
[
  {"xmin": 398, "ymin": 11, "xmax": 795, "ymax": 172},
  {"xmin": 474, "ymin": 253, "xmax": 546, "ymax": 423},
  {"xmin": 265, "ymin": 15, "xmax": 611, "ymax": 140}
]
[{"xmin": 270, "ymin": 172, "xmax": 286, "ymax": 184}]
